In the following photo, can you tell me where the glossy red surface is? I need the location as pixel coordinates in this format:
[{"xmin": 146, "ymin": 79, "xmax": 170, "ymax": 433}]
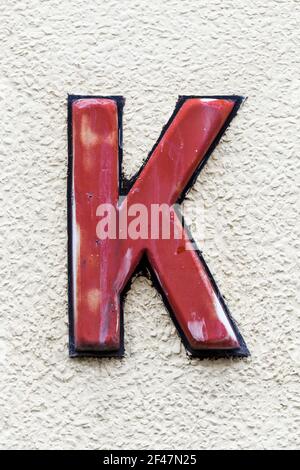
[{"xmin": 71, "ymin": 97, "xmax": 241, "ymax": 354}]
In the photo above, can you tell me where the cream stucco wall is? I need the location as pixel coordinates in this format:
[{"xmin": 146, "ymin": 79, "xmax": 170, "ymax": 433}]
[{"xmin": 0, "ymin": 0, "xmax": 299, "ymax": 450}]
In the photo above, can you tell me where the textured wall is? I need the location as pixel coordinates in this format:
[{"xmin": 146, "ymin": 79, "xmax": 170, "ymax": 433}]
[{"xmin": 0, "ymin": 0, "xmax": 299, "ymax": 450}]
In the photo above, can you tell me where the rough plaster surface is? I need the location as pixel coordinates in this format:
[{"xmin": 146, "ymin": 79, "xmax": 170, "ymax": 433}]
[{"xmin": 0, "ymin": 0, "xmax": 299, "ymax": 450}]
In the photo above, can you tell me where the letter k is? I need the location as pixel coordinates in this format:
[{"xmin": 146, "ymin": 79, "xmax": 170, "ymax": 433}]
[{"xmin": 68, "ymin": 95, "xmax": 249, "ymax": 358}]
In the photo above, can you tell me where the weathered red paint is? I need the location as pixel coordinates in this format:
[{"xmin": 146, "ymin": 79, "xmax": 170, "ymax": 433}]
[{"xmin": 70, "ymin": 96, "xmax": 247, "ymax": 356}]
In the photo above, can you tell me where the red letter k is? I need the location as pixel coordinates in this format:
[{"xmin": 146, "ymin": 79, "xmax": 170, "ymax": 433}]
[{"xmin": 68, "ymin": 95, "xmax": 249, "ymax": 358}]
